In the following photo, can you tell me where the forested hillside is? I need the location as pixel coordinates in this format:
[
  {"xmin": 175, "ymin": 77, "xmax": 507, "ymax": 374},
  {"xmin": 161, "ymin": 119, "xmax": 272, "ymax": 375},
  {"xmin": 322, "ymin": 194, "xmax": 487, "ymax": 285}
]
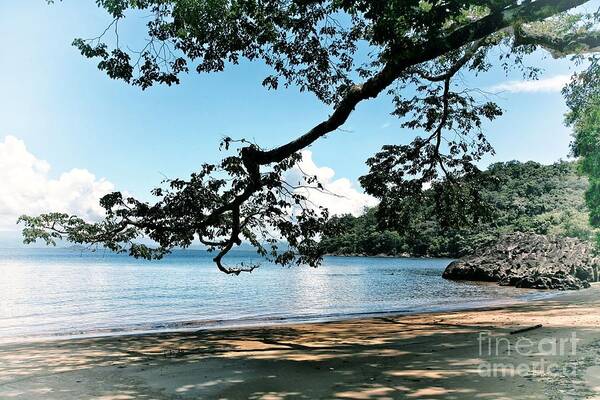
[{"xmin": 320, "ymin": 161, "xmax": 595, "ymax": 258}]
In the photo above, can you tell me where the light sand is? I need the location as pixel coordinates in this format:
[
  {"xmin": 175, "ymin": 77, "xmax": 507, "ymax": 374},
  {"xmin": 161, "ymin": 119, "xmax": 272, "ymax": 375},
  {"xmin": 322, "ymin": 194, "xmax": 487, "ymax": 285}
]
[{"xmin": 1, "ymin": 286, "xmax": 600, "ymax": 399}]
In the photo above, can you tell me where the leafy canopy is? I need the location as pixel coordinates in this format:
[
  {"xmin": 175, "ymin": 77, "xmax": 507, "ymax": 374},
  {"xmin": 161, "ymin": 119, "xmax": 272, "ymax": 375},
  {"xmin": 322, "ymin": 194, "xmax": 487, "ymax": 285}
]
[{"xmin": 21, "ymin": 0, "xmax": 600, "ymax": 273}]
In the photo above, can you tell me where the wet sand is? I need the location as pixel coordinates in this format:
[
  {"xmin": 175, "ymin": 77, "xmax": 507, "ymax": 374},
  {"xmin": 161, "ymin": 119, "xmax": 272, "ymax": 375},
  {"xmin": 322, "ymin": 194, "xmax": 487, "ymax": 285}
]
[{"xmin": 1, "ymin": 285, "xmax": 600, "ymax": 399}]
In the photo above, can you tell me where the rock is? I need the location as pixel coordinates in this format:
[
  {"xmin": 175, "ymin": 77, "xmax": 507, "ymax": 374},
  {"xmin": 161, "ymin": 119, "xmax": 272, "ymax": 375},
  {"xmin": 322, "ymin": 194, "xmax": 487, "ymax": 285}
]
[
  {"xmin": 512, "ymin": 272, "xmax": 590, "ymax": 291},
  {"xmin": 442, "ymin": 233, "xmax": 600, "ymax": 290}
]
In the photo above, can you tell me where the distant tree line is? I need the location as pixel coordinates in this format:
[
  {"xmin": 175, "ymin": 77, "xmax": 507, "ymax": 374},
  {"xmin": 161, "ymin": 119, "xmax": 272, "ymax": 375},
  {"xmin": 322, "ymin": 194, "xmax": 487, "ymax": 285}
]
[
  {"xmin": 320, "ymin": 161, "xmax": 595, "ymax": 258},
  {"xmin": 564, "ymin": 59, "xmax": 600, "ymax": 248}
]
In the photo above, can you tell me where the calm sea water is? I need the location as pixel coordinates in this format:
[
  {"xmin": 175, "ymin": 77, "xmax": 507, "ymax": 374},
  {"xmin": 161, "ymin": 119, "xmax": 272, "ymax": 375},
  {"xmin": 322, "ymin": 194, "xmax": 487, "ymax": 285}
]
[{"xmin": 0, "ymin": 248, "xmax": 549, "ymax": 342}]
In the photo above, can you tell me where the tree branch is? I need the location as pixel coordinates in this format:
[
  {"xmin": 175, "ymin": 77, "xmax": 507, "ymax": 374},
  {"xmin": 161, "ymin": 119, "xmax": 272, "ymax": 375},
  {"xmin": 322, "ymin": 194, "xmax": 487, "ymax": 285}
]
[
  {"xmin": 412, "ymin": 40, "xmax": 485, "ymax": 82},
  {"xmin": 250, "ymin": 0, "xmax": 589, "ymax": 167},
  {"xmin": 514, "ymin": 26, "xmax": 600, "ymax": 56}
]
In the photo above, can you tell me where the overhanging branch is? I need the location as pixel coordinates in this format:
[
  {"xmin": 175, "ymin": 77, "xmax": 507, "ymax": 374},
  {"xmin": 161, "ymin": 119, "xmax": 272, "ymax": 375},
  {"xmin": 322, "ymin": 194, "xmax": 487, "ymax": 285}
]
[
  {"xmin": 514, "ymin": 26, "xmax": 600, "ymax": 56},
  {"xmin": 250, "ymin": 0, "xmax": 590, "ymax": 167}
]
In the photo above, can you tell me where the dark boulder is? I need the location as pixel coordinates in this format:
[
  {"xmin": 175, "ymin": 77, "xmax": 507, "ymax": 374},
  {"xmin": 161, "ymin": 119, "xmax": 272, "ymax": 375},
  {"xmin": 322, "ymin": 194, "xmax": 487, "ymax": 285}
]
[{"xmin": 443, "ymin": 233, "xmax": 599, "ymax": 290}]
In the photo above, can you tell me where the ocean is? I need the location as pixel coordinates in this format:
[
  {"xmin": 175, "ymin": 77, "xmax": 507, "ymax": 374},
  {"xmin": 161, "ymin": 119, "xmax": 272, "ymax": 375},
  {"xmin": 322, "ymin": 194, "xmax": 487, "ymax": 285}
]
[{"xmin": 0, "ymin": 248, "xmax": 551, "ymax": 342}]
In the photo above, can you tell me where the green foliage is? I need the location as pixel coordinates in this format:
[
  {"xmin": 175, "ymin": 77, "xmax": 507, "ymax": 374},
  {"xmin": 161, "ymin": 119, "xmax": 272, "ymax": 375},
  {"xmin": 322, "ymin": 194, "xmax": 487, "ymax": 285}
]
[
  {"xmin": 321, "ymin": 161, "xmax": 595, "ymax": 257},
  {"xmin": 573, "ymin": 104, "xmax": 600, "ymax": 228},
  {"xmin": 566, "ymin": 62, "xmax": 600, "ymax": 247},
  {"xmin": 563, "ymin": 53, "xmax": 600, "ymax": 248}
]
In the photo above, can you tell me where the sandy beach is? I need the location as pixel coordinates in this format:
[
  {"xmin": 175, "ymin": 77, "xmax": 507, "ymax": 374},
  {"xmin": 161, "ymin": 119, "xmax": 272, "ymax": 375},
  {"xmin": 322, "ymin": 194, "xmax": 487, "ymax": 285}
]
[{"xmin": 1, "ymin": 285, "xmax": 599, "ymax": 400}]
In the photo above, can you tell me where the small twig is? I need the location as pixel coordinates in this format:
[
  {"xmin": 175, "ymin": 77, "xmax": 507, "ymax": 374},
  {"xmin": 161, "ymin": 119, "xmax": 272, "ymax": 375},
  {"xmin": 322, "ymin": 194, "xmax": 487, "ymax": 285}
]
[{"xmin": 510, "ymin": 324, "xmax": 543, "ymax": 335}]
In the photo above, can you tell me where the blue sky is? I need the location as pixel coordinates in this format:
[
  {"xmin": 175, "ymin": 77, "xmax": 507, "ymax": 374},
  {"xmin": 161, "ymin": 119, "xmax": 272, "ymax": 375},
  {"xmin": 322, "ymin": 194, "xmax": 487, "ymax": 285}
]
[{"xmin": 0, "ymin": 1, "xmax": 597, "ymax": 236}]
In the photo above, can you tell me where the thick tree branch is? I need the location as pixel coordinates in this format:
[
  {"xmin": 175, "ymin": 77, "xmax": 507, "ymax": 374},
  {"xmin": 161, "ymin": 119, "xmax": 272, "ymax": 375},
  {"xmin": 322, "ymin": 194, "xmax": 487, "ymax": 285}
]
[
  {"xmin": 250, "ymin": 0, "xmax": 589, "ymax": 167},
  {"xmin": 514, "ymin": 26, "xmax": 600, "ymax": 56},
  {"xmin": 212, "ymin": 206, "xmax": 258, "ymax": 275}
]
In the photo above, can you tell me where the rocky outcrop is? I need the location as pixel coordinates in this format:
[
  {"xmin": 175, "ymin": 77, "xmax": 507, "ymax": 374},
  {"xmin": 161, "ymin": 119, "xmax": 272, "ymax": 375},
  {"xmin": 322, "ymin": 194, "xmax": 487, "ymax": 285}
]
[{"xmin": 443, "ymin": 233, "xmax": 600, "ymax": 290}]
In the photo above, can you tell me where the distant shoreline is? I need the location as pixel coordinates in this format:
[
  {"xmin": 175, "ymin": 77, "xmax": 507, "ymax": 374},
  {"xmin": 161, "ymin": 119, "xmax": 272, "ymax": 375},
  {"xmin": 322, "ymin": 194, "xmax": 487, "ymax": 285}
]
[{"xmin": 325, "ymin": 252, "xmax": 454, "ymax": 259}]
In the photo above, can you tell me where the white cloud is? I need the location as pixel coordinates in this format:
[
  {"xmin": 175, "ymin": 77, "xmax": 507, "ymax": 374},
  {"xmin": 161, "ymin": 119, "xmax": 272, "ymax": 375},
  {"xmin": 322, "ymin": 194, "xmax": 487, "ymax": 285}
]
[
  {"xmin": 488, "ymin": 74, "xmax": 571, "ymax": 93},
  {"xmin": 0, "ymin": 137, "xmax": 374, "ymax": 236},
  {"xmin": 286, "ymin": 150, "xmax": 378, "ymax": 217},
  {"xmin": 0, "ymin": 136, "xmax": 114, "ymax": 231}
]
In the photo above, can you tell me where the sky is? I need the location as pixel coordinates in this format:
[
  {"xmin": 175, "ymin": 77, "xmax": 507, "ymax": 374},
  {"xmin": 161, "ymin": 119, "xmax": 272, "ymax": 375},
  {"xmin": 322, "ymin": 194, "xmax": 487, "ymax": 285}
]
[{"xmin": 0, "ymin": 1, "xmax": 598, "ymax": 238}]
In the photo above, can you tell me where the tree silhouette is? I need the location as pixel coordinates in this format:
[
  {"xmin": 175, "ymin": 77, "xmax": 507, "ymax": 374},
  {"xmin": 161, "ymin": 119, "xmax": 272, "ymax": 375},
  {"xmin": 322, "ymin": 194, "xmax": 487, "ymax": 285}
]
[{"xmin": 20, "ymin": 0, "xmax": 600, "ymax": 273}]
